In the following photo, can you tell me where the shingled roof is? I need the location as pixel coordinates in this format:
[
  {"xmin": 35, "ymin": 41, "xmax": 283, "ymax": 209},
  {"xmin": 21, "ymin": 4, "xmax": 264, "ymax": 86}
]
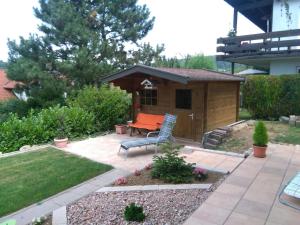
[
  {"xmin": 102, "ymin": 65, "xmax": 244, "ymax": 84},
  {"xmin": 0, "ymin": 70, "xmax": 16, "ymax": 101}
]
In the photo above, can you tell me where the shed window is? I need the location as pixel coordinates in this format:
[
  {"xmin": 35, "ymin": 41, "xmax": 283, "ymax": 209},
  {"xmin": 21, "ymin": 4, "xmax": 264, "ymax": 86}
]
[
  {"xmin": 140, "ymin": 89, "xmax": 157, "ymax": 105},
  {"xmin": 176, "ymin": 89, "xmax": 191, "ymax": 109}
]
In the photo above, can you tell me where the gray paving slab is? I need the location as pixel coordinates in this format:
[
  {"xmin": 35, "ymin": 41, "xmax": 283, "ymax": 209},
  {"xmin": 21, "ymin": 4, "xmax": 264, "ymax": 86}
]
[{"xmin": 52, "ymin": 206, "xmax": 67, "ymax": 225}]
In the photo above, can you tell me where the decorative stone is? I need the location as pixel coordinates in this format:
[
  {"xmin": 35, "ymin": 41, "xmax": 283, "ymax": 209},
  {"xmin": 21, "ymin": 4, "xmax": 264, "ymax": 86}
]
[
  {"xmin": 279, "ymin": 116, "xmax": 289, "ymax": 123},
  {"xmin": 19, "ymin": 145, "xmax": 31, "ymax": 151}
]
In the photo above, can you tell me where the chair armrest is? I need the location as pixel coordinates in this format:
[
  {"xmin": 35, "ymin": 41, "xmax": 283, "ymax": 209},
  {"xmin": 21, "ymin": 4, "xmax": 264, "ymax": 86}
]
[{"xmin": 147, "ymin": 131, "xmax": 159, "ymax": 138}]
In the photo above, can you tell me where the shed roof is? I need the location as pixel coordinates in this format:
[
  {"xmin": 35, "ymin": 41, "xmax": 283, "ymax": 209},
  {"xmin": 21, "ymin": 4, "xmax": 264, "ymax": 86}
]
[{"xmin": 102, "ymin": 65, "xmax": 244, "ymax": 84}]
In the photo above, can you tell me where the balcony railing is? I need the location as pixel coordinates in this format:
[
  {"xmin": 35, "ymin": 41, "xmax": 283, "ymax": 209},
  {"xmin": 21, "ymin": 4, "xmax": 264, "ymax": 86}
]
[{"xmin": 217, "ymin": 29, "xmax": 300, "ymax": 61}]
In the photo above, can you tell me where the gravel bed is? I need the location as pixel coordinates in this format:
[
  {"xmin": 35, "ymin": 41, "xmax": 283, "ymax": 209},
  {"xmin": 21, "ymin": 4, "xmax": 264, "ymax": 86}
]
[{"xmin": 67, "ymin": 176, "xmax": 226, "ymax": 225}]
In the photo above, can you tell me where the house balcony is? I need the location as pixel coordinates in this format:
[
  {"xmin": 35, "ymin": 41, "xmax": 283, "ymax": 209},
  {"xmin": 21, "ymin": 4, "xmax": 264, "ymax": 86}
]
[{"xmin": 216, "ymin": 29, "xmax": 300, "ymax": 68}]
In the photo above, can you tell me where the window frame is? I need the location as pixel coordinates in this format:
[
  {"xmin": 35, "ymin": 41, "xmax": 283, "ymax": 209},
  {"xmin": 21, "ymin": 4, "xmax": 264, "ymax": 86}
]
[
  {"xmin": 175, "ymin": 89, "xmax": 192, "ymax": 110},
  {"xmin": 139, "ymin": 89, "xmax": 158, "ymax": 106}
]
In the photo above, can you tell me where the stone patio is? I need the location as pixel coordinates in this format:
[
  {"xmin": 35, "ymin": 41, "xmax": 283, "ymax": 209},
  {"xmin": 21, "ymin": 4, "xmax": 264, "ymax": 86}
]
[
  {"xmin": 63, "ymin": 133, "xmax": 244, "ymax": 173},
  {"xmin": 184, "ymin": 143, "xmax": 300, "ymax": 225}
]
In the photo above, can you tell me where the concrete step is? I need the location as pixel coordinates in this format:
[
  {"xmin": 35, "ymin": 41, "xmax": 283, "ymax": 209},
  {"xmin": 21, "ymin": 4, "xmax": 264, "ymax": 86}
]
[
  {"xmin": 204, "ymin": 142, "xmax": 217, "ymax": 149},
  {"xmin": 209, "ymin": 132, "xmax": 224, "ymax": 141},
  {"xmin": 206, "ymin": 138, "xmax": 221, "ymax": 145}
]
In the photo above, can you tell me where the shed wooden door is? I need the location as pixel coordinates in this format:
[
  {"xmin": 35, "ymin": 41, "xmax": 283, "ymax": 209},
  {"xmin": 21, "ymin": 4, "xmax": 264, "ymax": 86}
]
[{"xmin": 172, "ymin": 84, "xmax": 204, "ymax": 141}]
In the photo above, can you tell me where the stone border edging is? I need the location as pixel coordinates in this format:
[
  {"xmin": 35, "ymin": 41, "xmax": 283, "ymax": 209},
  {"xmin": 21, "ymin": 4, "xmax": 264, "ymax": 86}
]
[
  {"xmin": 96, "ymin": 183, "xmax": 212, "ymax": 192},
  {"xmin": 184, "ymin": 145, "xmax": 246, "ymax": 158},
  {"xmin": 52, "ymin": 206, "xmax": 67, "ymax": 225},
  {"xmin": 0, "ymin": 144, "xmax": 51, "ymax": 158}
]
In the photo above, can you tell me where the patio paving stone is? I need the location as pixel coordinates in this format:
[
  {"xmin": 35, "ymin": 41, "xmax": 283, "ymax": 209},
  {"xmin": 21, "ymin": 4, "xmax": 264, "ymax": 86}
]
[
  {"xmin": 184, "ymin": 143, "xmax": 300, "ymax": 225},
  {"xmin": 224, "ymin": 212, "xmax": 265, "ymax": 225}
]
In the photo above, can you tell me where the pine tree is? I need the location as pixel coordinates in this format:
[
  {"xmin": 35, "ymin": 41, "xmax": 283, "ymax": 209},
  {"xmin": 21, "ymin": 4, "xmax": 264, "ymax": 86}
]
[{"xmin": 7, "ymin": 0, "xmax": 163, "ymax": 107}]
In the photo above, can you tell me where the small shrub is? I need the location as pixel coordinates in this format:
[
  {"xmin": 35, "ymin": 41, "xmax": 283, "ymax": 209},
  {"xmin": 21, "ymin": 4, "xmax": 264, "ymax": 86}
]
[
  {"xmin": 114, "ymin": 177, "xmax": 128, "ymax": 185},
  {"xmin": 193, "ymin": 167, "xmax": 208, "ymax": 181},
  {"xmin": 124, "ymin": 203, "xmax": 145, "ymax": 222},
  {"xmin": 253, "ymin": 121, "xmax": 268, "ymax": 147},
  {"xmin": 151, "ymin": 142, "xmax": 195, "ymax": 183},
  {"xmin": 134, "ymin": 169, "xmax": 142, "ymax": 176},
  {"xmin": 144, "ymin": 163, "xmax": 152, "ymax": 170}
]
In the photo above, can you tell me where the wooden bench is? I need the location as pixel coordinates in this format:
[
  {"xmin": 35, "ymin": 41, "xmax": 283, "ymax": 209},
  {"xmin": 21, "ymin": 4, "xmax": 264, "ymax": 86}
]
[{"xmin": 128, "ymin": 113, "xmax": 165, "ymax": 136}]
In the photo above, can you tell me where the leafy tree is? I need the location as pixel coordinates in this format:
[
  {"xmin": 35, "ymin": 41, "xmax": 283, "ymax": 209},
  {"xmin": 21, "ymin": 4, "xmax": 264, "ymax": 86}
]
[
  {"xmin": 7, "ymin": 0, "xmax": 163, "ymax": 107},
  {"xmin": 182, "ymin": 54, "xmax": 216, "ymax": 70},
  {"xmin": 155, "ymin": 54, "xmax": 216, "ymax": 70},
  {"xmin": 0, "ymin": 60, "xmax": 7, "ymax": 69}
]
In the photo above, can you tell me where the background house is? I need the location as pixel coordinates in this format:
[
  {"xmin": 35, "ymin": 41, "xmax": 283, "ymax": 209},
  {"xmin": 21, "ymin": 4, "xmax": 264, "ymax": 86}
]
[
  {"xmin": 0, "ymin": 69, "xmax": 16, "ymax": 101},
  {"xmin": 217, "ymin": 0, "xmax": 300, "ymax": 75}
]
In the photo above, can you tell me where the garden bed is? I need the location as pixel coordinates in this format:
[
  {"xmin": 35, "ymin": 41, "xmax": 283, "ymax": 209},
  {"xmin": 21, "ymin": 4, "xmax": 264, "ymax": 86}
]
[
  {"xmin": 67, "ymin": 175, "xmax": 225, "ymax": 225},
  {"xmin": 216, "ymin": 121, "xmax": 300, "ymax": 153},
  {"xmin": 113, "ymin": 169, "xmax": 223, "ymax": 186}
]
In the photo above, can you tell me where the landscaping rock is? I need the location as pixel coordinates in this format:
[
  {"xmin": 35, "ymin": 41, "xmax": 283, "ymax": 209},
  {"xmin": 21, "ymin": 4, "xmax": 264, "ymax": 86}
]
[
  {"xmin": 279, "ymin": 116, "xmax": 289, "ymax": 124},
  {"xmin": 67, "ymin": 177, "xmax": 225, "ymax": 225}
]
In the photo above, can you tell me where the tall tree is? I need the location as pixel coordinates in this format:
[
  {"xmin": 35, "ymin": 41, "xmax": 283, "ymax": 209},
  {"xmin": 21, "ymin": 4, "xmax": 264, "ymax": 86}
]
[{"xmin": 7, "ymin": 0, "xmax": 163, "ymax": 106}]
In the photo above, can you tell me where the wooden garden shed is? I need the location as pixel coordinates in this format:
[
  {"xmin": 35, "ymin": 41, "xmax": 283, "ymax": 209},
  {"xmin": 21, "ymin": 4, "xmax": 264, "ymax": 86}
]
[{"xmin": 102, "ymin": 65, "xmax": 244, "ymax": 142}]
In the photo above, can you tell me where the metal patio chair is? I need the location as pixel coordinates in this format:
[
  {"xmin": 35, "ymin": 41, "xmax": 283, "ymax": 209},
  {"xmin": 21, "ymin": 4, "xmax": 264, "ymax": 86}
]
[
  {"xmin": 118, "ymin": 113, "xmax": 177, "ymax": 157},
  {"xmin": 279, "ymin": 172, "xmax": 300, "ymax": 210}
]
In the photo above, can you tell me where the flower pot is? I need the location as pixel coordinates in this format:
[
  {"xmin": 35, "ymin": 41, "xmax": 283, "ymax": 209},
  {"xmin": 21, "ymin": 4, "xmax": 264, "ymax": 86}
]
[
  {"xmin": 54, "ymin": 138, "xmax": 68, "ymax": 148},
  {"xmin": 115, "ymin": 124, "xmax": 127, "ymax": 134},
  {"xmin": 253, "ymin": 145, "xmax": 267, "ymax": 158}
]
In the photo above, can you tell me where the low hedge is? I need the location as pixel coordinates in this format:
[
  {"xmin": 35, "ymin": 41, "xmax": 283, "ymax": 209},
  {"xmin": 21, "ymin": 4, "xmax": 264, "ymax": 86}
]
[
  {"xmin": 0, "ymin": 106, "xmax": 95, "ymax": 153},
  {"xmin": 243, "ymin": 75, "xmax": 300, "ymax": 119}
]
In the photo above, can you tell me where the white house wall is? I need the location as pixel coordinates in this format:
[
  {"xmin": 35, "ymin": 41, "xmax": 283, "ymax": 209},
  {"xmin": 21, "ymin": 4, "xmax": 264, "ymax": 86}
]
[
  {"xmin": 272, "ymin": 0, "xmax": 300, "ymax": 31},
  {"xmin": 270, "ymin": 58, "xmax": 300, "ymax": 75}
]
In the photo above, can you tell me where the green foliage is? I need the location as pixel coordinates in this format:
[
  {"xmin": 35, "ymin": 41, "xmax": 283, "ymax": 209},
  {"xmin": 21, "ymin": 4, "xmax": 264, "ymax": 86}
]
[
  {"xmin": 151, "ymin": 142, "xmax": 195, "ymax": 183},
  {"xmin": 253, "ymin": 121, "xmax": 268, "ymax": 147},
  {"xmin": 124, "ymin": 203, "xmax": 145, "ymax": 222},
  {"xmin": 0, "ymin": 99, "xmax": 30, "ymax": 122},
  {"xmin": 0, "ymin": 106, "xmax": 94, "ymax": 153},
  {"xmin": 0, "ymin": 60, "xmax": 7, "ymax": 69},
  {"xmin": 68, "ymin": 85, "xmax": 131, "ymax": 131},
  {"xmin": 155, "ymin": 54, "xmax": 216, "ymax": 70},
  {"xmin": 243, "ymin": 75, "xmax": 300, "ymax": 119}
]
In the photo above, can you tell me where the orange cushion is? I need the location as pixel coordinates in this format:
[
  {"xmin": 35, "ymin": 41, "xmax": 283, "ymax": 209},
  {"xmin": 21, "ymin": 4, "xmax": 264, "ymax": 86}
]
[{"xmin": 129, "ymin": 113, "xmax": 165, "ymax": 130}]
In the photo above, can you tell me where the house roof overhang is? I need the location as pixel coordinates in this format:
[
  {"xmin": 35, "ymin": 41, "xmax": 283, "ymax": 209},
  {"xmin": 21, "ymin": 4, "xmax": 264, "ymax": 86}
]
[
  {"xmin": 102, "ymin": 65, "xmax": 189, "ymax": 84},
  {"xmin": 224, "ymin": 0, "xmax": 273, "ymax": 32}
]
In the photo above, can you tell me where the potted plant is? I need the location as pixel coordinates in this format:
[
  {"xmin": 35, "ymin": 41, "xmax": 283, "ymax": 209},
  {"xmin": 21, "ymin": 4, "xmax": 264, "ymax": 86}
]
[
  {"xmin": 115, "ymin": 119, "xmax": 127, "ymax": 134},
  {"xmin": 54, "ymin": 116, "xmax": 68, "ymax": 148},
  {"xmin": 253, "ymin": 121, "xmax": 268, "ymax": 158}
]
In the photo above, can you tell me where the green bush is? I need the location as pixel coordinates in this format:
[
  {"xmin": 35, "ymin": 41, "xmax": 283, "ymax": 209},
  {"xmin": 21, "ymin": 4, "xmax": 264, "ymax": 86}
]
[
  {"xmin": 253, "ymin": 121, "xmax": 268, "ymax": 147},
  {"xmin": 68, "ymin": 85, "xmax": 131, "ymax": 131},
  {"xmin": 124, "ymin": 203, "xmax": 145, "ymax": 222},
  {"xmin": 151, "ymin": 142, "xmax": 195, "ymax": 183},
  {"xmin": 243, "ymin": 75, "xmax": 300, "ymax": 119},
  {"xmin": 0, "ymin": 99, "xmax": 30, "ymax": 122},
  {"xmin": 0, "ymin": 106, "xmax": 95, "ymax": 153}
]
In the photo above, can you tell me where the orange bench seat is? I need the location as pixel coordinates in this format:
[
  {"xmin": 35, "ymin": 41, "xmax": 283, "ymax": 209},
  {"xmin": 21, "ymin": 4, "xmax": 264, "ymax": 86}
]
[{"xmin": 128, "ymin": 113, "xmax": 165, "ymax": 131}]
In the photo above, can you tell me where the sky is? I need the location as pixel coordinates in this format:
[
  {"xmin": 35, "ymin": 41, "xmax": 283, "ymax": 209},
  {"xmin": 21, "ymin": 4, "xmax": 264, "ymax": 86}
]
[{"xmin": 0, "ymin": 0, "xmax": 262, "ymax": 61}]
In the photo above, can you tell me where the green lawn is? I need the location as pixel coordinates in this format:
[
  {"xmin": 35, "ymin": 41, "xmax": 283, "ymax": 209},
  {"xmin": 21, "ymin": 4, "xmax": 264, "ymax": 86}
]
[
  {"xmin": 273, "ymin": 126, "xmax": 300, "ymax": 145},
  {"xmin": 0, "ymin": 147, "xmax": 113, "ymax": 217},
  {"xmin": 239, "ymin": 108, "xmax": 252, "ymax": 120}
]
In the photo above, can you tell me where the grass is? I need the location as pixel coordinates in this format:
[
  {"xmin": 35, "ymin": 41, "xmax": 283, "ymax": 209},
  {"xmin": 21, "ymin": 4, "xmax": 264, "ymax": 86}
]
[
  {"xmin": 0, "ymin": 147, "xmax": 113, "ymax": 217},
  {"xmin": 239, "ymin": 108, "xmax": 252, "ymax": 120},
  {"xmin": 273, "ymin": 126, "xmax": 300, "ymax": 145}
]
